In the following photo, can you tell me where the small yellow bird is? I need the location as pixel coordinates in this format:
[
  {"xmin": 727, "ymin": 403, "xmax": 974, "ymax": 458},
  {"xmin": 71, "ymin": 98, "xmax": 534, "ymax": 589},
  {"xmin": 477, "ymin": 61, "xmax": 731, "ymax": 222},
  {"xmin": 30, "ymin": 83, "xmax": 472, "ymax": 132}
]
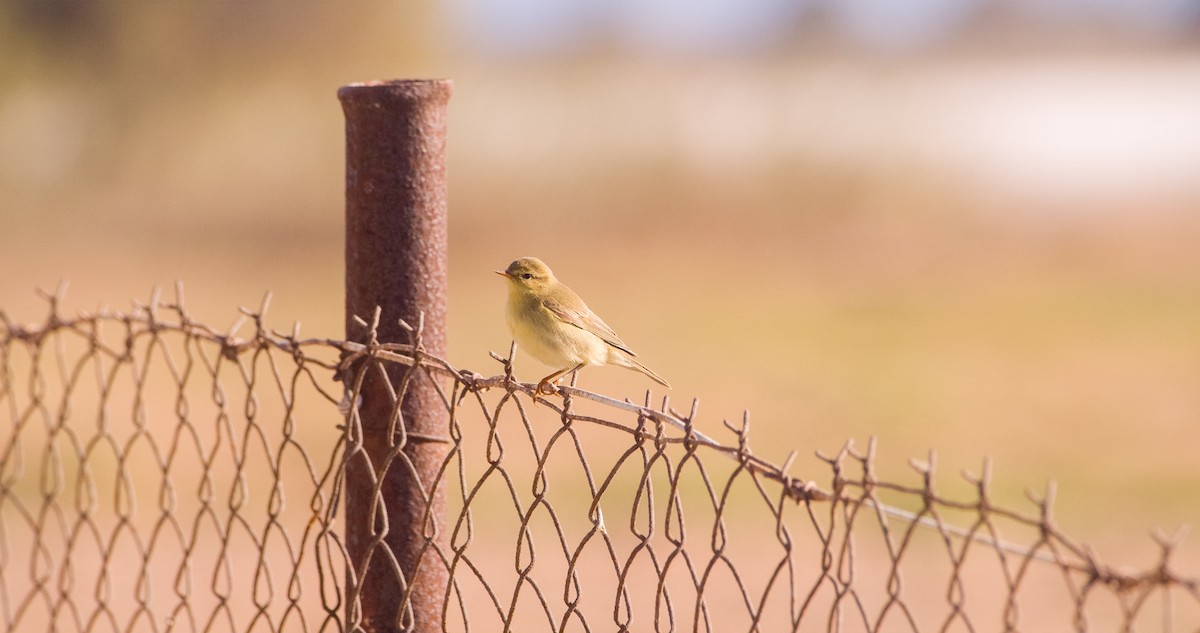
[{"xmin": 496, "ymin": 257, "xmax": 671, "ymax": 396}]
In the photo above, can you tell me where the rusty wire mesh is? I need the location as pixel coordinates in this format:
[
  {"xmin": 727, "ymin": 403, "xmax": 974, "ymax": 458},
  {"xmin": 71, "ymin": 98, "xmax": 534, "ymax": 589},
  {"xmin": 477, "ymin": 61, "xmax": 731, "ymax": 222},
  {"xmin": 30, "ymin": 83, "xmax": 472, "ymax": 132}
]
[{"xmin": 1, "ymin": 289, "xmax": 1197, "ymax": 632}]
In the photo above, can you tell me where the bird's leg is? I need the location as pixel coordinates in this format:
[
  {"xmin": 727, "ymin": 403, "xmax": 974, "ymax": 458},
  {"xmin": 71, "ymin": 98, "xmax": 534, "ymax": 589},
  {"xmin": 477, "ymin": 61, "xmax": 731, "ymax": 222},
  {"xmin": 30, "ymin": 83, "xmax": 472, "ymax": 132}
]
[{"xmin": 559, "ymin": 363, "xmax": 585, "ymax": 390}]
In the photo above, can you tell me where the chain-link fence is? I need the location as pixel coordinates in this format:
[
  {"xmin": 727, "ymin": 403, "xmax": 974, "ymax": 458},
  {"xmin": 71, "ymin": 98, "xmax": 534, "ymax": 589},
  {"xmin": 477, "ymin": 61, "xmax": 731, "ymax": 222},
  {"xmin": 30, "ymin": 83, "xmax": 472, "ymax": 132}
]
[{"xmin": 1, "ymin": 288, "xmax": 1197, "ymax": 632}]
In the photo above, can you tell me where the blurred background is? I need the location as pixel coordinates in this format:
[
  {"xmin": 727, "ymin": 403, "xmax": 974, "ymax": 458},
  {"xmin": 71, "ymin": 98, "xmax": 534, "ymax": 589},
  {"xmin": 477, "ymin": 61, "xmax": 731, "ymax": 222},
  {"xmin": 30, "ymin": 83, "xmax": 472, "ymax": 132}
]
[{"xmin": 2, "ymin": 0, "xmax": 1199, "ymax": 570}]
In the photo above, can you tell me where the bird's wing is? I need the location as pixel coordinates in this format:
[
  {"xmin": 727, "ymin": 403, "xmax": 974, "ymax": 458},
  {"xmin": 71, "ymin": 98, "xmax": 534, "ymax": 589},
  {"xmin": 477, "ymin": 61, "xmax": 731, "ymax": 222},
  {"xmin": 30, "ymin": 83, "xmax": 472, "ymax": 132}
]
[{"xmin": 542, "ymin": 296, "xmax": 638, "ymax": 357}]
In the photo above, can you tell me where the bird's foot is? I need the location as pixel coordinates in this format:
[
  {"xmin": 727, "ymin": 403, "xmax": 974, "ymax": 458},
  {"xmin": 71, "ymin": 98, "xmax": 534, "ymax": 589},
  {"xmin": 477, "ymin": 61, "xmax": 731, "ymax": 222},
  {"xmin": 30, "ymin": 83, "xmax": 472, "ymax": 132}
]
[
  {"xmin": 531, "ymin": 379, "xmax": 552, "ymax": 405},
  {"xmin": 534, "ymin": 378, "xmax": 560, "ymax": 397}
]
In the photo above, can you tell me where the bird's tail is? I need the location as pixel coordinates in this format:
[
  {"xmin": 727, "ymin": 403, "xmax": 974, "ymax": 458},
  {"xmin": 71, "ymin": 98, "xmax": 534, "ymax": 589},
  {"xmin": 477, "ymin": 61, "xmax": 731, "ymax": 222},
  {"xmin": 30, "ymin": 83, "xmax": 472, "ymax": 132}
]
[{"xmin": 612, "ymin": 351, "xmax": 671, "ymax": 389}]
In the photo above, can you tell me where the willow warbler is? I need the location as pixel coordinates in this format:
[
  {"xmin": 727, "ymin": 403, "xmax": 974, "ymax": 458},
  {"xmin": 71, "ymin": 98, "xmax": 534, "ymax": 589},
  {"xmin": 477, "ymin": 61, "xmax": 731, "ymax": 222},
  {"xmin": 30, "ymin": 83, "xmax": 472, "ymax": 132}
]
[{"xmin": 496, "ymin": 257, "xmax": 671, "ymax": 395}]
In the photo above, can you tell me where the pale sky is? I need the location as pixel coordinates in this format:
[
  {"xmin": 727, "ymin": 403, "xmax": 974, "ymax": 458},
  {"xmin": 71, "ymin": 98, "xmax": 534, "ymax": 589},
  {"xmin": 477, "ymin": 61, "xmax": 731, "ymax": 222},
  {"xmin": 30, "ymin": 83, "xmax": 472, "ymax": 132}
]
[{"xmin": 449, "ymin": 0, "xmax": 1200, "ymax": 54}]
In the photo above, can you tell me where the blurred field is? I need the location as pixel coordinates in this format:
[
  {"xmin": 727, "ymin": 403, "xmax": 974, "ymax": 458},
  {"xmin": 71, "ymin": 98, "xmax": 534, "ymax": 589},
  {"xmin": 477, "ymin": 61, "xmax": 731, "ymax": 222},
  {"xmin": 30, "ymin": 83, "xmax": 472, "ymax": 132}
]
[{"xmin": 3, "ymin": 2, "xmax": 1200, "ymax": 621}]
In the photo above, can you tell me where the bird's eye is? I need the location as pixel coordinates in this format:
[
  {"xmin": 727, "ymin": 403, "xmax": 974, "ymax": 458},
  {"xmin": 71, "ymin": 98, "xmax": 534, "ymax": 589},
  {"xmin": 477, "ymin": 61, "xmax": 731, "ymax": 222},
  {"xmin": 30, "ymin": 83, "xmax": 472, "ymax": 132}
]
[{"xmin": 521, "ymin": 273, "xmax": 533, "ymax": 280}]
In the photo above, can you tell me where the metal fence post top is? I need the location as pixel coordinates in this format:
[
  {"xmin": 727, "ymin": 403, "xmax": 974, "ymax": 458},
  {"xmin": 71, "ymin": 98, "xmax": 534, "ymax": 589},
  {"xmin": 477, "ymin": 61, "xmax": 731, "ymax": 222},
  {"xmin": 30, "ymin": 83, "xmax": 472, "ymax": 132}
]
[{"xmin": 337, "ymin": 79, "xmax": 453, "ymax": 105}]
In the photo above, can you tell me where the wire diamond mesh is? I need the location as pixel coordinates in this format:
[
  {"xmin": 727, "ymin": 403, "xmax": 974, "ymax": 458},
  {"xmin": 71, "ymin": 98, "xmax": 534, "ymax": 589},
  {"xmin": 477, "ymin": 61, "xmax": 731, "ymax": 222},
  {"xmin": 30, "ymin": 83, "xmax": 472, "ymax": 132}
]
[{"xmin": 1, "ymin": 289, "xmax": 1197, "ymax": 632}]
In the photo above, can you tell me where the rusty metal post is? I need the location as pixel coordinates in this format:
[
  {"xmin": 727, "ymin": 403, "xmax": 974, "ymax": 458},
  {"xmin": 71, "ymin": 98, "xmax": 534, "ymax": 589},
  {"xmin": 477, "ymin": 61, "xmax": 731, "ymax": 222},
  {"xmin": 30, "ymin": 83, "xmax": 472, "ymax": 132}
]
[{"xmin": 339, "ymin": 79, "xmax": 452, "ymax": 633}]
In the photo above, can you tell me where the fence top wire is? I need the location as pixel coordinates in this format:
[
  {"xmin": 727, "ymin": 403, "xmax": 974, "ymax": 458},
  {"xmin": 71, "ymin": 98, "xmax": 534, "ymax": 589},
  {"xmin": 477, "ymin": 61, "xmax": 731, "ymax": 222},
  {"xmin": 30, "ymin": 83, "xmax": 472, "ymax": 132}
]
[{"xmin": 3, "ymin": 284, "xmax": 1199, "ymax": 632}]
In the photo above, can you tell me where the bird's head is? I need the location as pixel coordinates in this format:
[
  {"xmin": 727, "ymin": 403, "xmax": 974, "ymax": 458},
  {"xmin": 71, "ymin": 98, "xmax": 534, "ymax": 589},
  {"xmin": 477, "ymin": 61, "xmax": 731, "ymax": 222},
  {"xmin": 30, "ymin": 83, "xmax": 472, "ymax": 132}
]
[{"xmin": 495, "ymin": 257, "xmax": 556, "ymax": 293}]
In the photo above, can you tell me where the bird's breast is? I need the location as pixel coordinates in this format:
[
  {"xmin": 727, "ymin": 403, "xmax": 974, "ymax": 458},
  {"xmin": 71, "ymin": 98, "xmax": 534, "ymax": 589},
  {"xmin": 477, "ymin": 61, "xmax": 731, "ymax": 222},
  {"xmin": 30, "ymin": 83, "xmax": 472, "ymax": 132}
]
[{"xmin": 506, "ymin": 293, "xmax": 607, "ymax": 368}]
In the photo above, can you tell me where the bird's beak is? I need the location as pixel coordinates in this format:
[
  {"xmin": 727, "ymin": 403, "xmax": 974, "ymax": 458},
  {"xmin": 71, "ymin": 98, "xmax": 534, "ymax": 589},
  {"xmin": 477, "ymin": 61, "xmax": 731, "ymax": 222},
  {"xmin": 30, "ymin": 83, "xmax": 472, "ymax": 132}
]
[{"xmin": 494, "ymin": 270, "xmax": 512, "ymax": 279}]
